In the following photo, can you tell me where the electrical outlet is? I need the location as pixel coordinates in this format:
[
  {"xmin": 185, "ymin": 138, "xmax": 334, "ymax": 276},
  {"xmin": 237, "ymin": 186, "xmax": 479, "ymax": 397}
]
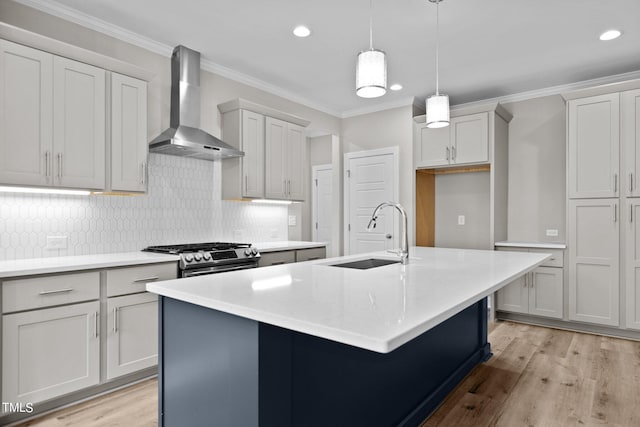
[
  {"xmin": 457, "ymin": 215, "xmax": 465, "ymax": 226},
  {"xmin": 46, "ymin": 236, "xmax": 68, "ymax": 250},
  {"xmin": 546, "ymin": 229, "xmax": 559, "ymax": 237},
  {"xmin": 288, "ymin": 215, "xmax": 297, "ymax": 226}
]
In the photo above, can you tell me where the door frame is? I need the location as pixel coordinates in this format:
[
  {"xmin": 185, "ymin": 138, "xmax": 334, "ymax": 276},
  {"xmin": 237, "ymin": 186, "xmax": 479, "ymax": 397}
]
[
  {"xmin": 312, "ymin": 164, "xmax": 333, "ymax": 244},
  {"xmin": 343, "ymin": 147, "xmax": 399, "ymax": 255}
]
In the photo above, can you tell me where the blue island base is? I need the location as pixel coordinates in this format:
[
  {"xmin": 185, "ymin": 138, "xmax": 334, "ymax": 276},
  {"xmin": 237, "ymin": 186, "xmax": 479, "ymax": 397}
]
[{"xmin": 159, "ymin": 297, "xmax": 491, "ymax": 427}]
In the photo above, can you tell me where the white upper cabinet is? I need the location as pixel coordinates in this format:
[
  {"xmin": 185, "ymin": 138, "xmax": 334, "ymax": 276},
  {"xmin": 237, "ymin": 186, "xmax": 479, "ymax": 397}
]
[
  {"xmin": 622, "ymin": 89, "xmax": 640, "ymax": 197},
  {"xmin": 415, "ymin": 111, "xmax": 493, "ymax": 168},
  {"xmin": 451, "ymin": 113, "xmax": 489, "ymax": 165},
  {"xmin": 219, "ymin": 99, "xmax": 309, "ymax": 201},
  {"xmin": 265, "ymin": 117, "xmax": 305, "ymax": 201},
  {"xmin": 110, "ymin": 73, "xmax": 148, "ymax": 192},
  {"xmin": 0, "ymin": 40, "xmax": 53, "ymax": 186},
  {"xmin": 568, "ymin": 93, "xmax": 620, "ymax": 199},
  {"xmin": 53, "ymin": 56, "xmax": 106, "ymax": 190}
]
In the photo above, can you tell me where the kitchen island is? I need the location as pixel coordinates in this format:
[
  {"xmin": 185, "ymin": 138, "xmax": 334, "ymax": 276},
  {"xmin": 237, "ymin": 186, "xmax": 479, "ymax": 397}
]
[{"xmin": 147, "ymin": 247, "xmax": 548, "ymax": 427}]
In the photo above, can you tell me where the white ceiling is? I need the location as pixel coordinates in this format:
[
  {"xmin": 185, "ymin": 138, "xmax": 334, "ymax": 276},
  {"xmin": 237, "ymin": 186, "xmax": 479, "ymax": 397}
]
[{"xmin": 16, "ymin": 0, "xmax": 640, "ymax": 117}]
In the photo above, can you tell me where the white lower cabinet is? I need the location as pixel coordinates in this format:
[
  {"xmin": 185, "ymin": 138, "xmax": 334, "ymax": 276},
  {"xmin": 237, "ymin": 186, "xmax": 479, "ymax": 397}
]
[
  {"xmin": 496, "ymin": 267, "xmax": 563, "ymax": 319},
  {"xmin": 568, "ymin": 199, "xmax": 620, "ymax": 327},
  {"xmin": 106, "ymin": 293, "xmax": 158, "ymax": 379},
  {"xmin": 2, "ymin": 301, "xmax": 100, "ymax": 403},
  {"xmin": 626, "ymin": 199, "xmax": 640, "ymax": 330}
]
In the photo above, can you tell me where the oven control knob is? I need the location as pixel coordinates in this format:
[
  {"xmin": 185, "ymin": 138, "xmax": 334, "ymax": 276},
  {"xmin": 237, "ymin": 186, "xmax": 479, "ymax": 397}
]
[
  {"xmin": 251, "ymin": 248, "xmax": 259, "ymax": 255},
  {"xmin": 194, "ymin": 253, "xmax": 202, "ymax": 262},
  {"xmin": 184, "ymin": 254, "xmax": 194, "ymax": 263},
  {"xmin": 203, "ymin": 252, "xmax": 211, "ymax": 260},
  {"xmin": 244, "ymin": 248, "xmax": 252, "ymax": 256}
]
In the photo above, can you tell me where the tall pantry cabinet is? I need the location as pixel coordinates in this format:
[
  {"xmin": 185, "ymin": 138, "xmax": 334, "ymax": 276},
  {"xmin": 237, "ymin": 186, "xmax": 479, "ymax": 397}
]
[{"xmin": 566, "ymin": 86, "xmax": 640, "ymax": 330}]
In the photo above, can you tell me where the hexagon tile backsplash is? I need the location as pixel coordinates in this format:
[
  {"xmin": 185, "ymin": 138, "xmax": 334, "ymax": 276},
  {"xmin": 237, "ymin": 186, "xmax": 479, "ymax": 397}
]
[{"xmin": 0, "ymin": 154, "xmax": 288, "ymax": 261}]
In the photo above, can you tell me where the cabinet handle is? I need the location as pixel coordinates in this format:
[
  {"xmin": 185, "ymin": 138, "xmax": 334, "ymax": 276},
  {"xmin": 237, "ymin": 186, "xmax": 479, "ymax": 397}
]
[
  {"xmin": 113, "ymin": 307, "xmax": 118, "ymax": 333},
  {"xmin": 39, "ymin": 288, "xmax": 73, "ymax": 295},
  {"xmin": 57, "ymin": 153, "xmax": 62, "ymax": 178},
  {"xmin": 523, "ymin": 274, "xmax": 527, "ymax": 288},
  {"xmin": 45, "ymin": 151, "xmax": 50, "ymax": 177},
  {"xmin": 271, "ymin": 261, "xmax": 286, "ymax": 265},
  {"xmin": 133, "ymin": 276, "xmax": 159, "ymax": 283},
  {"xmin": 613, "ymin": 204, "xmax": 618, "ymax": 223},
  {"xmin": 451, "ymin": 146, "xmax": 456, "ymax": 161},
  {"xmin": 631, "ymin": 173, "xmax": 634, "ymax": 193},
  {"xmin": 245, "ymin": 175, "xmax": 248, "ymax": 192},
  {"xmin": 306, "ymin": 257, "xmax": 321, "ymax": 261},
  {"xmin": 445, "ymin": 147, "xmax": 450, "ymax": 161},
  {"xmin": 94, "ymin": 311, "xmax": 99, "ymax": 338},
  {"xmin": 631, "ymin": 205, "xmax": 634, "ymax": 223},
  {"xmin": 288, "ymin": 180, "xmax": 291, "ymax": 197},
  {"xmin": 614, "ymin": 173, "xmax": 618, "ymax": 193}
]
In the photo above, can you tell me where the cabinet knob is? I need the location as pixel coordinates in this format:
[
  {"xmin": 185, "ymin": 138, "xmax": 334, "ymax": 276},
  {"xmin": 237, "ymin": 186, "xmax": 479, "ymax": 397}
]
[{"xmin": 385, "ymin": 234, "xmax": 392, "ymax": 239}]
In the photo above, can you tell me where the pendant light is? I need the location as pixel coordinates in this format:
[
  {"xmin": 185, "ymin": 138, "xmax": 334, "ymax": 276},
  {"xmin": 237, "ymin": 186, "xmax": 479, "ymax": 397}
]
[
  {"xmin": 356, "ymin": 0, "xmax": 387, "ymax": 98},
  {"xmin": 426, "ymin": 0, "xmax": 449, "ymax": 128}
]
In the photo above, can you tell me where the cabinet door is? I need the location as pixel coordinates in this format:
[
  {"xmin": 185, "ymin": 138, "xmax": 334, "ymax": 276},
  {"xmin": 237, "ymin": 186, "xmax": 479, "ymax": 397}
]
[
  {"xmin": 496, "ymin": 276, "xmax": 528, "ymax": 314},
  {"xmin": 111, "ymin": 73, "xmax": 147, "ymax": 192},
  {"xmin": 622, "ymin": 89, "xmax": 640, "ymax": 197},
  {"xmin": 257, "ymin": 250, "xmax": 296, "ymax": 267},
  {"xmin": 287, "ymin": 123, "xmax": 305, "ymax": 201},
  {"xmin": 568, "ymin": 94, "xmax": 620, "ymax": 199},
  {"xmin": 415, "ymin": 123, "xmax": 450, "ymax": 168},
  {"xmin": 0, "ymin": 40, "xmax": 53, "ymax": 186},
  {"xmin": 241, "ymin": 110, "xmax": 265, "ymax": 198},
  {"xmin": 265, "ymin": 117, "xmax": 287, "ymax": 199},
  {"xmin": 529, "ymin": 267, "xmax": 563, "ymax": 319},
  {"xmin": 2, "ymin": 301, "xmax": 100, "ymax": 403},
  {"xmin": 53, "ymin": 56, "xmax": 105, "ymax": 190},
  {"xmin": 451, "ymin": 112, "xmax": 489, "ymax": 165},
  {"xmin": 626, "ymin": 199, "xmax": 640, "ymax": 330},
  {"xmin": 106, "ymin": 293, "xmax": 158, "ymax": 379},
  {"xmin": 568, "ymin": 199, "xmax": 619, "ymax": 326}
]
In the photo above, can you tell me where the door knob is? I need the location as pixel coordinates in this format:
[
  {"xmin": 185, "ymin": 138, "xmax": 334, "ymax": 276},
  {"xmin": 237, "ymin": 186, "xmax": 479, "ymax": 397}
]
[{"xmin": 385, "ymin": 234, "xmax": 392, "ymax": 239}]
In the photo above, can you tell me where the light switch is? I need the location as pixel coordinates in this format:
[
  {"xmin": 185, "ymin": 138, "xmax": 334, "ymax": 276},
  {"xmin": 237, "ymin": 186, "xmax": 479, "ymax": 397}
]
[
  {"xmin": 457, "ymin": 215, "xmax": 465, "ymax": 226},
  {"xmin": 288, "ymin": 215, "xmax": 297, "ymax": 226}
]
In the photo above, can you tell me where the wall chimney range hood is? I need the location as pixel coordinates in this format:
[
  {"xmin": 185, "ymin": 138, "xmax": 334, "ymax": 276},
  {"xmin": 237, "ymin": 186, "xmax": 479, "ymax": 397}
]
[{"xmin": 149, "ymin": 45, "xmax": 244, "ymax": 160}]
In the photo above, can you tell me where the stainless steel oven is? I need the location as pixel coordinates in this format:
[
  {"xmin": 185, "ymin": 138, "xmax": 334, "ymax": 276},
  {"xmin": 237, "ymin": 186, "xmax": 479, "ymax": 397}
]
[{"xmin": 143, "ymin": 242, "xmax": 260, "ymax": 278}]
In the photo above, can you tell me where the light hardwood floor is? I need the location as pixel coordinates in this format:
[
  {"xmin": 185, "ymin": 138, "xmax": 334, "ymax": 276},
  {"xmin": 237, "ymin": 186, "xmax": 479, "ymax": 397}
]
[{"xmin": 14, "ymin": 321, "xmax": 640, "ymax": 427}]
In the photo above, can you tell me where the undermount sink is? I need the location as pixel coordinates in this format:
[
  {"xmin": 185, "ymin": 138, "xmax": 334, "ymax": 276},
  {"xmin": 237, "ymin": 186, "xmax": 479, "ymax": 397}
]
[{"xmin": 329, "ymin": 258, "xmax": 400, "ymax": 270}]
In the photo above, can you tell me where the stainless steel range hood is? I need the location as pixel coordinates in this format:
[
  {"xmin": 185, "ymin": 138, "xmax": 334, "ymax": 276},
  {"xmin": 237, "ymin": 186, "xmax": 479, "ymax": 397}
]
[{"xmin": 149, "ymin": 45, "xmax": 244, "ymax": 160}]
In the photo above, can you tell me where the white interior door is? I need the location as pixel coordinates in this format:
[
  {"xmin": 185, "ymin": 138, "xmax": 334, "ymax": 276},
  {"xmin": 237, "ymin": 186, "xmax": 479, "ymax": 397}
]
[
  {"xmin": 312, "ymin": 164, "xmax": 333, "ymax": 255},
  {"xmin": 344, "ymin": 148, "xmax": 398, "ymax": 255}
]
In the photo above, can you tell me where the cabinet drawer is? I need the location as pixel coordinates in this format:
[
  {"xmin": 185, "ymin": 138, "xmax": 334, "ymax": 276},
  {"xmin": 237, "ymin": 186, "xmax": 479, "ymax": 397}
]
[
  {"xmin": 258, "ymin": 251, "xmax": 296, "ymax": 267},
  {"xmin": 296, "ymin": 247, "xmax": 326, "ymax": 262},
  {"xmin": 529, "ymin": 249, "xmax": 564, "ymax": 268},
  {"xmin": 106, "ymin": 262, "xmax": 177, "ymax": 297},
  {"xmin": 2, "ymin": 272, "xmax": 100, "ymax": 313}
]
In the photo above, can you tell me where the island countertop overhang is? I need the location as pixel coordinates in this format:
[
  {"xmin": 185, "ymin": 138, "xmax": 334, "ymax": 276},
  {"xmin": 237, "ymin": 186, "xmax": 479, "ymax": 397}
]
[{"xmin": 147, "ymin": 246, "xmax": 549, "ymax": 353}]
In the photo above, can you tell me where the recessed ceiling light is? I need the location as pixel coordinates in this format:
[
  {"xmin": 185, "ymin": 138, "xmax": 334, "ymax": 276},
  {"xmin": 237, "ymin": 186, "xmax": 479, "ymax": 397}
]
[
  {"xmin": 293, "ymin": 26, "xmax": 311, "ymax": 38},
  {"xmin": 599, "ymin": 29, "xmax": 622, "ymax": 41},
  {"xmin": 390, "ymin": 84, "xmax": 403, "ymax": 91}
]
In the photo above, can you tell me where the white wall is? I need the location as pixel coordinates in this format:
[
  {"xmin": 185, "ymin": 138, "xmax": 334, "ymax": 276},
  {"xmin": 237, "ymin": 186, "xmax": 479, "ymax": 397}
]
[
  {"xmin": 502, "ymin": 95, "xmax": 566, "ymax": 242},
  {"xmin": 341, "ymin": 105, "xmax": 416, "ymax": 245}
]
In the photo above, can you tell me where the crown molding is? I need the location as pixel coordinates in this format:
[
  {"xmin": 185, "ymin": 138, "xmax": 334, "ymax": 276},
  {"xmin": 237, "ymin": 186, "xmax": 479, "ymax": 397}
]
[
  {"xmin": 450, "ymin": 69, "xmax": 640, "ymax": 110},
  {"xmin": 10, "ymin": 0, "xmax": 343, "ymax": 118},
  {"xmin": 341, "ymin": 96, "xmax": 419, "ymax": 119}
]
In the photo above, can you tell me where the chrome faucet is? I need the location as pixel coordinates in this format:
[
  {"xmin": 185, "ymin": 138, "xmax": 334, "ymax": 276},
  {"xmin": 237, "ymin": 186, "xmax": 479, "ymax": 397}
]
[{"xmin": 367, "ymin": 202, "xmax": 409, "ymax": 265}]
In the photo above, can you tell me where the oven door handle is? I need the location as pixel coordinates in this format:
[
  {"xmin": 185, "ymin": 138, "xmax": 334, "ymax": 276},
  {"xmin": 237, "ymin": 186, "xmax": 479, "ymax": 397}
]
[{"xmin": 184, "ymin": 264, "xmax": 258, "ymax": 277}]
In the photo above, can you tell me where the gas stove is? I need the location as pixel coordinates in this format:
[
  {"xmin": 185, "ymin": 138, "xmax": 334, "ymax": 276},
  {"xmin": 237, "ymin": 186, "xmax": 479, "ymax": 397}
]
[{"xmin": 143, "ymin": 242, "xmax": 260, "ymax": 277}]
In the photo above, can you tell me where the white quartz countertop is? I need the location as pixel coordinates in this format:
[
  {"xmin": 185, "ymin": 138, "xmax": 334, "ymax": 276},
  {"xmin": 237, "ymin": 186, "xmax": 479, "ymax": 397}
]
[
  {"xmin": 253, "ymin": 241, "xmax": 327, "ymax": 252},
  {"xmin": 494, "ymin": 241, "xmax": 566, "ymax": 249},
  {"xmin": 0, "ymin": 252, "xmax": 179, "ymax": 278},
  {"xmin": 147, "ymin": 247, "xmax": 548, "ymax": 353}
]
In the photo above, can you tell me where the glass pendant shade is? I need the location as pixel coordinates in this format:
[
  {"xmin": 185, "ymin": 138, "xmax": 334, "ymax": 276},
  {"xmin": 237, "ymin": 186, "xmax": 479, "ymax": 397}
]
[
  {"xmin": 356, "ymin": 49, "xmax": 387, "ymax": 98},
  {"xmin": 426, "ymin": 94, "xmax": 449, "ymax": 128}
]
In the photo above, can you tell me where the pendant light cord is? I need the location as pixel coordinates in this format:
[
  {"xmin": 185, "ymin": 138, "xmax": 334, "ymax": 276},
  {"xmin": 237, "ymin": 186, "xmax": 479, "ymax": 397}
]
[
  {"xmin": 435, "ymin": 0, "xmax": 440, "ymax": 95},
  {"xmin": 369, "ymin": 0, "xmax": 374, "ymax": 50}
]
